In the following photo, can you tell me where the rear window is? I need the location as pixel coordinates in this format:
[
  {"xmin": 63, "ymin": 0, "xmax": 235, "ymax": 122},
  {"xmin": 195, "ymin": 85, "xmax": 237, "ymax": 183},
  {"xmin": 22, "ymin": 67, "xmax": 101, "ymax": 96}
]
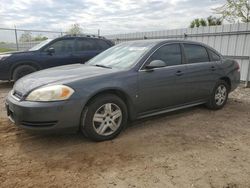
[{"xmin": 184, "ymin": 44, "xmax": 209, "ymax": 63}]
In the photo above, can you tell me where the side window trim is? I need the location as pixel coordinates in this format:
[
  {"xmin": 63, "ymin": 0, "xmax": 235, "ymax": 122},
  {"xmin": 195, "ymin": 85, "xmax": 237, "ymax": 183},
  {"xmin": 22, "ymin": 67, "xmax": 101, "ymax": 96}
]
[{"xmin": 139, "ymin": 42, "xmax": 184, "ymax": 71}]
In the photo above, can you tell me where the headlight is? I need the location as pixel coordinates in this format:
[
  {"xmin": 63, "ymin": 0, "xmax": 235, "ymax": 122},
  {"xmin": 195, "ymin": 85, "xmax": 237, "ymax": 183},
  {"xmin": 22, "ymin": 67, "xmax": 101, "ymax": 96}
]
[
  {"xmin": 26, "ymin": 85, "xmax": 74, "ymax": 102},
  {"xmin": 0, "ymin": 54, "xmax": 11, "ymax": 61}
]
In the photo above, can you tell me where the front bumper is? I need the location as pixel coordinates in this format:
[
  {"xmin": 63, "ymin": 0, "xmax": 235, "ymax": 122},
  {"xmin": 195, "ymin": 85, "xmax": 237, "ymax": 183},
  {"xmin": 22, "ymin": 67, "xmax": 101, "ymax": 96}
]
[{"xmin": 5, "ymin": 92, "xmax": 84, "ymax": 132}]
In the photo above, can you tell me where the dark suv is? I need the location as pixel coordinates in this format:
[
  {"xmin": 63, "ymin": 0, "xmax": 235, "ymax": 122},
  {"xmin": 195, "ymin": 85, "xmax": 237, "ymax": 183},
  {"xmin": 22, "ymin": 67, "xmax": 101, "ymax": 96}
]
[{"xmin": 0, "ymin": 35, "xmax": 114, "ymax": 81}]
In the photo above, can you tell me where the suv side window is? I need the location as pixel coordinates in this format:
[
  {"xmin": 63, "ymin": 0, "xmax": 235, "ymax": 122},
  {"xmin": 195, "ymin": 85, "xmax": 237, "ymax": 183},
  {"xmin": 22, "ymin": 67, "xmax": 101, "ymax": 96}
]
[
  {"xmin": 208, "ymin": 49, "xmax": 221, "ymax": 61},
  {"xmin": 45, "ymin": 39, "xmax": 75, "ymax": 53},
  {"xmin": 75, "ymin": 39, "xmax": 98, "ymax": 51},
  {"xmin": 184, "ymin": 44, "xmax": 209, "ymax": 63},
  {"xmin": 148, "ymin": 43, "xmax": 182, "ymax": 66},
  {"xmin": 95, "ymin": 40, "xmax": 111, "ymax": 50}
]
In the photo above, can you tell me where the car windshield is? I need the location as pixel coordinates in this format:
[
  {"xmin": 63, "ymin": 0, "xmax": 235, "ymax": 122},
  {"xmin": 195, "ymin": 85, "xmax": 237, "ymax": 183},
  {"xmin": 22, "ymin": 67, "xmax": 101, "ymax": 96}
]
[
  {"xmin": 29, "ymin": 39, "xmax": 53, "ymax": 51},
  {"xmin": 87, "ymin": 41, "xmax": 154, "ymax": 69}
]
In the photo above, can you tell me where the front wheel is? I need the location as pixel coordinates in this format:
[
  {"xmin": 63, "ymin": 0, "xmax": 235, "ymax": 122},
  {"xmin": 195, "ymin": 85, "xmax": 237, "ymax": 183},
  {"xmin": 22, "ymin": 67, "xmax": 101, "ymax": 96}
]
[
  {"xmin": 12, "ymin": 65, "xmax": 37, "ymax": 81},
  {"xmin": 206, "ymin": 80, "xmax": 229, "ymax": 110},
  {"xmin": 80, "ymin": 94, "xmax": 128, "ymax": 141}
]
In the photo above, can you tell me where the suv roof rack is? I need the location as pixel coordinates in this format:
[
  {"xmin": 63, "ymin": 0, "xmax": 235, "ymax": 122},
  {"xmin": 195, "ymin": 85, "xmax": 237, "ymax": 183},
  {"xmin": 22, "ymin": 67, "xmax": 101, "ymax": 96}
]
[{"xmin": 62, "ymin": 34, "xmax": 106, "ymax": 39}]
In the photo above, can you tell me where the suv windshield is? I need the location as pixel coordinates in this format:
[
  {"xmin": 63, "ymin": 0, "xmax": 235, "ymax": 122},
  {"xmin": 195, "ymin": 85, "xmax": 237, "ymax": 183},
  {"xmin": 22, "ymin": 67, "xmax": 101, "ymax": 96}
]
[
  {"xmin": 29, "ymin": 39, "xmax": 53, "ymax": 51},
  {"xmin": 87, "ymin": 41, "xmax": 154, "ymax": 69}
]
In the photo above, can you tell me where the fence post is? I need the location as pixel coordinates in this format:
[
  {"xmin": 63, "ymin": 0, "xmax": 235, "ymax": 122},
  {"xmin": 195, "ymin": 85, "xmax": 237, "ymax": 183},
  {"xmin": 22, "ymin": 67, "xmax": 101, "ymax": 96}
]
[
  {"xmin": 245, "ymin": 57, "xmax": 250, "ymax": 88},
  {"xmin": 14, "ymin": 26, "xmax": 19, "ymax": 51}
]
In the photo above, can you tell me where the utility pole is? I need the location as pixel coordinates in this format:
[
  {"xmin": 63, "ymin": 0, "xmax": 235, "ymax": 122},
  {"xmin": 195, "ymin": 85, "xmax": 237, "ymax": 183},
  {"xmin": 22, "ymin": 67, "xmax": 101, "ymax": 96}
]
[{"xmin": 14, "ymin": 25, "xmax": 19, "ymax": 51}]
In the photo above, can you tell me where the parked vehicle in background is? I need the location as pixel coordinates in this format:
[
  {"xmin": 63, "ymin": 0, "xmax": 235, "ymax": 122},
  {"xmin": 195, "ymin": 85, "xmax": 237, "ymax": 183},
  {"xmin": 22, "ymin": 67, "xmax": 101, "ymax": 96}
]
[
  {"xmin": 6, "ymin": 40, "xmax": 240, "ymax": 141},
  {"xmin": 0, "ymin": 35, "xmax": 114, "ymax": 81}
]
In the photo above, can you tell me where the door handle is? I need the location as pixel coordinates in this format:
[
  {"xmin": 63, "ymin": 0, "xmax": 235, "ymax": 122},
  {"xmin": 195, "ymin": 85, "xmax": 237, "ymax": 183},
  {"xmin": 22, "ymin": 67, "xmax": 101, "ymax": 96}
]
[
  {"xmin": 210, "ymin": 66, "xmax": 216, "ymax": 71},
  {"xmin": 175, "ymin": 70, "xmax": 183, "ymax": 76}
]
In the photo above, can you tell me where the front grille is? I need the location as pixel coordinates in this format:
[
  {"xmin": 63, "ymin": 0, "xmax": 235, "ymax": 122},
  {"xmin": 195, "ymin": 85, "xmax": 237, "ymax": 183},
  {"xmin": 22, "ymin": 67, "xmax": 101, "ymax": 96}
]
[{"xmin": 21, "ymin": 121, "xmax": 58, "ymax": 127}]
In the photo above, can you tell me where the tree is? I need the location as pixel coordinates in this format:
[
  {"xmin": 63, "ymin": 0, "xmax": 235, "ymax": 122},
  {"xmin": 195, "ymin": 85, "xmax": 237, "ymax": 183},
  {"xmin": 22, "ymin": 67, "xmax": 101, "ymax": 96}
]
[
  {"xmin": 207, "ymin": 16, "xmax": 223, "ymax": 26},
  {"xmin": 33, "ymin": 35, "xmax": 48, "ymax": 41},
  {"xmin": 19, "ymin": 31, "xmax": 32, "ymax": 42},
  {"xmin": 214, "ymin": 0, "xmax": 250, "ymax": 23},
  {"xmin": 190, "ymin": 16, "xmax": 222, "ymax": 28},
  {"xmin": 67, "ymin": 23, "xmax": 83, "ymax": 35}
]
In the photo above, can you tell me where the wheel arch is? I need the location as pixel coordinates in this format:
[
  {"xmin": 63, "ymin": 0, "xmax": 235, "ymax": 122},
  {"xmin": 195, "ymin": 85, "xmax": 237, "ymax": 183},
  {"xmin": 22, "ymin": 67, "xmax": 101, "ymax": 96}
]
[
  {"xmin": 10, "ymin": 61, "xmax": 41, "ymax": 80},
  {"xmin": 84, "ymin": 88, "xmax": 136, "ymax": 121},
  {"xmin": 219, "ymin": 76, "xmax": 231, "ymax": 91}
]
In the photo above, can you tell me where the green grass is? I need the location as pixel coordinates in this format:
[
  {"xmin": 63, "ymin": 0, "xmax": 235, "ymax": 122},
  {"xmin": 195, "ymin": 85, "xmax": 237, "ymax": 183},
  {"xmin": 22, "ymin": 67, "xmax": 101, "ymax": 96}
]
[{"xmin": 0, "ymin": 48, "xmax": 14, "ymax": 53}]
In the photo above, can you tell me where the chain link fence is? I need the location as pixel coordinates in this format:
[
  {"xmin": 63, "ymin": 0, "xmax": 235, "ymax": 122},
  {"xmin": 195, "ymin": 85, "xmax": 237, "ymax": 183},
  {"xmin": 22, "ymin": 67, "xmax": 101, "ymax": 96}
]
[{"xmin": 0, "ymin": 28, "xmax": 65, "ymax": 52}]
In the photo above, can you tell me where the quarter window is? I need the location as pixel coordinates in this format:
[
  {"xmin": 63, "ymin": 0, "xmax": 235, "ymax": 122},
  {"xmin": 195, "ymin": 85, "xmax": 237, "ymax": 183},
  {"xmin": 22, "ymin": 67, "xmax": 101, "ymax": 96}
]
[
  {"xmin": 184, "ymin": 44, "xmax": 209, "ymax": 63},
  {"xmin": 148, "ymin": 44, "xmax": 182, "ymax": 66},
  {"xmin": 95, "ymin": 40, "xmax": 111, "ymax": 50}
]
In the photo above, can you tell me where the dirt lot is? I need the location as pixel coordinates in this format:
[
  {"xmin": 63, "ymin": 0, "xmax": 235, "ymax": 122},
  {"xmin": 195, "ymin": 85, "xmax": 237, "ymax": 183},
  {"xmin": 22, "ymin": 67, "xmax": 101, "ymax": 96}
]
[{"xmin": 0, "ymin": 81, "xmax": 250, "ymax": 188}]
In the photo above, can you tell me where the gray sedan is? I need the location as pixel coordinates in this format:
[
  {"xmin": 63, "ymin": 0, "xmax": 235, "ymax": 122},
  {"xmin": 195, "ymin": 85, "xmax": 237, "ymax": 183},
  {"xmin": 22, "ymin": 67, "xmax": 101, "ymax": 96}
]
[{"xmin": 6, "ymin": 40, "xmax": 240, "ymax": 141}]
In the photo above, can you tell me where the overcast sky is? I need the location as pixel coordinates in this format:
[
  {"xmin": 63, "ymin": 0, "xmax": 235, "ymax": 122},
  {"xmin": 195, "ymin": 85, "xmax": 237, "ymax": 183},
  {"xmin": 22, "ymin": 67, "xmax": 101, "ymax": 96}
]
[{"xmin": 0, "ymin": 0, "xmax": 225, "ymax": 35}]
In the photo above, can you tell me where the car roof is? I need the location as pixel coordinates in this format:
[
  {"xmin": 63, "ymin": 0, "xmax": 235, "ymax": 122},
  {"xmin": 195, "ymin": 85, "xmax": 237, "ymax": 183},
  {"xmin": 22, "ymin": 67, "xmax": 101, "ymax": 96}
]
[
  {"xmin": 122, "ymin": 39, "xmax": 205, "ymax": 45},
  {"xmin": 120, "ymin": 39, "xmax": 221, "ymax": 55}
]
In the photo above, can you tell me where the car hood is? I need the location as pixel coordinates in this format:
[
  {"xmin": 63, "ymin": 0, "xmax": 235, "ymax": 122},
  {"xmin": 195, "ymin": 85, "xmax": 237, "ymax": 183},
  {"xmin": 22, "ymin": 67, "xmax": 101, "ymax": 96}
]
[{"xmin": 13, "ymin": 64, "xmax": 119, "ymax": 95}]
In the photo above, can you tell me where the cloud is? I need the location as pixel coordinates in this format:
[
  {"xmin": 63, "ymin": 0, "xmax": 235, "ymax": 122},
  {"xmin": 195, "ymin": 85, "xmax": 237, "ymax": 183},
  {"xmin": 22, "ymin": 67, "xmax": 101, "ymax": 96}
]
[{"xmin": 0, "ymin": 0, "xmax": 225, "ymax": 35}]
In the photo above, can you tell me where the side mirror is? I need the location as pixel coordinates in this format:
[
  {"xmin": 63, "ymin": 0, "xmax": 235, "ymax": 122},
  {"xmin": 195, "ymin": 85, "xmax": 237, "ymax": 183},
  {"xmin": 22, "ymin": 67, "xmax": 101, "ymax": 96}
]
[
  {"xmin": 47, "ymin": 47, "xmax": 55, "ymax": 55},
  {"xmin": 145, "ymin": 60, "xmax": 166, "ymax": 70}
]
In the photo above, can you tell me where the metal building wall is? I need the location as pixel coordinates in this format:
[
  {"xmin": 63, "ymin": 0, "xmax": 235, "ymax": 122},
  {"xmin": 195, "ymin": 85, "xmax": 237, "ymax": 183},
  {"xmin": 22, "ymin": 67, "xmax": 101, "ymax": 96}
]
[{"xmin": 106, "ymin": 23, "xmax": 250, "ymax": 82}]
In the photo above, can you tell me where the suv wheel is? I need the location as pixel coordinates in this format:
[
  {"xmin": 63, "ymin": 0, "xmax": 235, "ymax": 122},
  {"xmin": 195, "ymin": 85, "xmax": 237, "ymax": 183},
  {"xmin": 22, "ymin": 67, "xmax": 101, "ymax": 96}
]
[
  {"xmin": 13, "ymin": 65, "xmax": 37, "ymax": 81},
  {"xmin": 80, "ymin": 94, "xmax": 128, "ymax": 141},
  {"xmin": 206, "ymin": 80, "xmax": 229, "ymax": 110}
]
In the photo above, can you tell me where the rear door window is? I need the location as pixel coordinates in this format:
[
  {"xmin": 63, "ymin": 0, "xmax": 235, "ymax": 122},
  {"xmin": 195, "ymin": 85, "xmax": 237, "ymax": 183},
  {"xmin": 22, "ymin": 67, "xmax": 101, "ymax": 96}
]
[
  {"xmin": 184, "ymin": 44, "xmax": 209, "ymax": 64},
  {"xmin": 75, "ymin": 39, "xmax": 98, "ymax": 51},
  {"xmin": 208, "ymin": 49, "xmax": 221, "ymax": 61},
  {"xmin": 148, "ymin": 43, "xmax": 182, "ymax": 67}
]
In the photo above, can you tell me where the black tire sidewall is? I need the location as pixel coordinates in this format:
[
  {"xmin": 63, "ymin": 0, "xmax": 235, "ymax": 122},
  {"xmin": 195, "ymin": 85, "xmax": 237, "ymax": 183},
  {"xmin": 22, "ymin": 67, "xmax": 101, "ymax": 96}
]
[
  {"xmin": 13, "ymin": 65, "xmax": 36, "ymax": 81},
  {"xmin": 81, "ymin": 94, "xmax": 128, "ymax": 141}
]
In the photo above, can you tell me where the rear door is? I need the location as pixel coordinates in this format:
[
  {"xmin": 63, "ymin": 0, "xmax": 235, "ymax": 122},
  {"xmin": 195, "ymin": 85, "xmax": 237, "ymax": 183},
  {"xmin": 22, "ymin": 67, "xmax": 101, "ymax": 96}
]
[
  {"xmin": 137, "ymin": 43, "xmax": 188, "ymax": 113},
  {"xmin": 182, "ymin": 43, "xmax": 220, "ymax": 102},
  {"xmin": 73, "ymin": 39, "xmax": 110, "ymax": 64},
  {"xmin": 40, "ymin": 38, "xmax": 76, "ymax": 68}
]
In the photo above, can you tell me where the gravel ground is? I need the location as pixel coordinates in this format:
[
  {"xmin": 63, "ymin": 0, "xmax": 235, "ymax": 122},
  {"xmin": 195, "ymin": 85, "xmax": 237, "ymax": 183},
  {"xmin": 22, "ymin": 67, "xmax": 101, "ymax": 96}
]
[{"xmin": 0, "ymin": 81, "xmax": 250, "ymax": 188}]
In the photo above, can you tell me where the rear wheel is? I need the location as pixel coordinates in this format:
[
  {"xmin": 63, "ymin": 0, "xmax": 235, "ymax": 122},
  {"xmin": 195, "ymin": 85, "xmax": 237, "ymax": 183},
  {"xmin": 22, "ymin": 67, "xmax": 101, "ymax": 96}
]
[
  {"xmin": 206, "ymin": 80, "xmax": 229, "ymax": 110},
  {"xmin": 12, "ymin": 65, "xmax": 37, "ymax": 81},
  {"xmin": 80, "ymin": 94, "xmax": 128, "ymax": 141}
]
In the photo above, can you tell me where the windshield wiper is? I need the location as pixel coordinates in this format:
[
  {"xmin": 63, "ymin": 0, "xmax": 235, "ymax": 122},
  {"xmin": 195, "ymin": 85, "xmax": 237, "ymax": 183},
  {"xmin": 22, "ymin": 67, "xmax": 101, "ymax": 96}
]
[{"xmin": 94, "ymin": 64, "xmax": 112, "ymax": 69}]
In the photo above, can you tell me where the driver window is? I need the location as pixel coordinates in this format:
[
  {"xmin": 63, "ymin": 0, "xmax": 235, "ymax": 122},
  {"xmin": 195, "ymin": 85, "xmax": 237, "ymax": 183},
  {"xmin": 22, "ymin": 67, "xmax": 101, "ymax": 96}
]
[
  {"xmin": 45, "ymin": 39, "xmax": 74, "ymax": 54},
  {"xmin": 148, "ymin": 44, "xmax": 182, "ymax": 67}
]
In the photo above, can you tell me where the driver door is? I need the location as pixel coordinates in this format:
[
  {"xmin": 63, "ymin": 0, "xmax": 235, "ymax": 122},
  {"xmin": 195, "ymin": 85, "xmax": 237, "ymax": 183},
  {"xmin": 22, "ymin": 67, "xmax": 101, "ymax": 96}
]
[{"xmin": 137, "ymin": 43, "xmax": 188, "ymax": 114}]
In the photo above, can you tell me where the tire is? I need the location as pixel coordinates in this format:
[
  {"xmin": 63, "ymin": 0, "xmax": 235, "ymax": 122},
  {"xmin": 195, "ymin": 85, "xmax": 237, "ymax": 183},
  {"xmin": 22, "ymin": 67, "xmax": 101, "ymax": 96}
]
[
  {"xmin": 80, "ymin": 94, "xmax": 128, "ymax": 141},
  {"xmin": 12, "ymin": 65, "xmax": 37, "ymax": 81},
  {"xmin": 206, "ymin": 80, "xmax": 229, "ymax": 110}
]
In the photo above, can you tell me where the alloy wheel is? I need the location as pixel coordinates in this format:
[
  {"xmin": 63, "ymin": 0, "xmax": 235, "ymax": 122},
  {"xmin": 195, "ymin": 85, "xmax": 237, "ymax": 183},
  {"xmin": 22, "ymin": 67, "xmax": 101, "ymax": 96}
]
[
  {"xmin": 92, "ymin": 103, "xmax": 122, "ymax": 136},
  {"xmin": 215, "ymin": 85, "xmax": 227, "ymax": 106}
]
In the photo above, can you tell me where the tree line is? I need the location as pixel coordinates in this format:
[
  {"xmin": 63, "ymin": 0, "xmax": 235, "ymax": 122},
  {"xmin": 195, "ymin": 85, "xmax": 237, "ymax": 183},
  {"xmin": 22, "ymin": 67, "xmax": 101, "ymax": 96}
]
[{"xmin": 190, "ymin": 0, "xmax": 250, "ymax": 28}]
